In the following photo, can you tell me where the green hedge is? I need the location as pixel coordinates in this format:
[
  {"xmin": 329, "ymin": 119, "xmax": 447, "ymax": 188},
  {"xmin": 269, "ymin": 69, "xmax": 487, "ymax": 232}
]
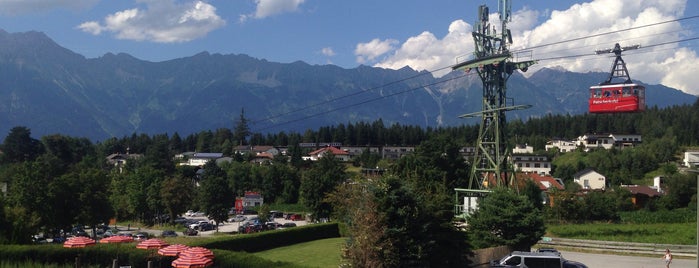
[
  {"xmin": 0, "ymin": 223, "xmax": 341, "ymax": 267},
  {"xmin": 192, "ymin": 222, "xmax": 341, "ymax": 252}
]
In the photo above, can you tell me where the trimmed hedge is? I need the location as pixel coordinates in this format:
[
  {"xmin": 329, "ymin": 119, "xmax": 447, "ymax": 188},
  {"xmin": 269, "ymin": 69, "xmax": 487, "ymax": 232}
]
[
  {"xmin": 191, "ymin": 222, "xmax": 341, "ymax": 252},
  {"xmin": 0, "ymin": 222, "xmax": 342, "ymax": 267}
]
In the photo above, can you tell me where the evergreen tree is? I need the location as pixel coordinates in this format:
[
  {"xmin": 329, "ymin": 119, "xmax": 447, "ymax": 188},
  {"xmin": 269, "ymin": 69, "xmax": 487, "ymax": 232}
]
[
  {"xmin": 300, "ymin": 154, "xmax": 346, "ymax": 221},
  {"xmin": 1, "ymin": 126, "xmax": 44, "ymax": 164},
  {"xmin": 233, "ymin": 108, "xmax": 251, "ymax": 146},
  {"xmin": 467, "ymin": 187, "xmax": 545, "ymax": 251},
  {"xmin": 198, "ymin": 161, "xmax": 233, "ymax": 229}
]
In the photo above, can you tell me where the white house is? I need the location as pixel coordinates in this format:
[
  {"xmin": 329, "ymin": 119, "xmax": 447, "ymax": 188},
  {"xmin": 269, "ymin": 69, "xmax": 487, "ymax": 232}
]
[
  {"xmin": 576, "ymin": 133, "xmax": 642, "ymax": 151},
  {"xmin": 512, "ymin": 155, "xmax": 551, "ymax": 175},
  {"xmin": 545, "ymin": 139, "xmax": 578, "ymax": 153},
  {"xmin": 573, "ymin": 168, "xmax": 606, "ymax": 190},
  {"xmin": 512, "ymin": 144, "xmax": 534, "ymax": 154},
  {"xmin": 179, "ymin": 152, "xmax": 223, "ymax": 166},
  {"xmin": 684, "ymin": 151, "xmax": 699, "ymax": 168}
]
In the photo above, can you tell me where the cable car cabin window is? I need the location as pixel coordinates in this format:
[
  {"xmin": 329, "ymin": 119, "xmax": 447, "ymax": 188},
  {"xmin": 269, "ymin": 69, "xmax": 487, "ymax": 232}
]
[{"xmin": 588, "ymin": 84, "xmax": 645, "ymax": 113}]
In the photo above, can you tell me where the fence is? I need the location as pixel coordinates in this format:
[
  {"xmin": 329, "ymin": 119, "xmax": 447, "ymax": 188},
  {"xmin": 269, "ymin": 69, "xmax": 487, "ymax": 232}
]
[{"xmin": 537, "ymin": 237, "xmax": 697, "ymax": 258}]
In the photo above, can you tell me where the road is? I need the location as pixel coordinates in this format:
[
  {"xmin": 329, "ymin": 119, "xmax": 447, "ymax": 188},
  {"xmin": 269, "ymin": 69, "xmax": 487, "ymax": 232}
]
[{"xmin": 561, "ymin": 250, "xmax": 696, "ymax": 268}]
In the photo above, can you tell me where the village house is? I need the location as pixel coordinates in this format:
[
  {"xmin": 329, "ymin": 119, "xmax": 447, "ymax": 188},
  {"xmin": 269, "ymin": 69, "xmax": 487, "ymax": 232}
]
[
  {"xmin": 381, "ymin": 146, "xmax": 415, "ymax": 160},
  {"xmin": 340, "ymin": 146, "xmax": 380, "ymax": 159},
  {"xmin": 573, "ymin": 168, "xmax": 606, "ymax": 190},
  {"xmin": 576, "ymin": 133, "xmax": 642, "ymax": 151},
  {"xmin": 304, "ymin": 146, "xmax": 351, "ymax": 161},
  {"xmin": 684, "ymin": 150, "xmax": 699, "ymax": 168},
  {"xmin": 512, "ymin": 144, "xmax": 534, "ymax": 154},
  {"xmin": 620, "ymin": 184, "xmax": 663, "ymax": 209},
  {"xmin": 545, "ymin": 139, "xmax": 578, "ymax": 152},
  {"xmin": 512, "ymin": 155, "xmax": 552, "ymax": 175},
  {"xmin": 176, "ymin": 152, "xmax": 223, "ymax": 166}
]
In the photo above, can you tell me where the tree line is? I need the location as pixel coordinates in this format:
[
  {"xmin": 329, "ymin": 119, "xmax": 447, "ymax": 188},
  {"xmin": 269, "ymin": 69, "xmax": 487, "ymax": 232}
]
[{"xmin": 0, "ymin": 99, "xmax": 696, "ymax": 265}]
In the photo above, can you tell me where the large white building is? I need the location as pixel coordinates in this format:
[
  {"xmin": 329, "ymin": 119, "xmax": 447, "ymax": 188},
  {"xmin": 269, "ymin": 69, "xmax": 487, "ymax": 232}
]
[
  {"xmin": 512, "ymin": 155, "xmax": 551, "ymax": 175},
  {"xmin": 545, "ymin": 139, "xmax": 578, "ymax": 152},
  {"xmin": 684, "ymin": 151, "xmax": 699, "ymax": 168}
]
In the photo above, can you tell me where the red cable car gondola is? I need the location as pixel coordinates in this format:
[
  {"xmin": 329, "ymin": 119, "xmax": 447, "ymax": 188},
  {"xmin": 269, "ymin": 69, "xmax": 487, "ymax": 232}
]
[{"xmin": 588, "ymin": 43, "xmax": 645, "ymax": 113}]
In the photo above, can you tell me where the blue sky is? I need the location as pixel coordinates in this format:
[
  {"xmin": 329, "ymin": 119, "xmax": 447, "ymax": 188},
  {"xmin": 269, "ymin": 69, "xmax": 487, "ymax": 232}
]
[{"xmin": 1, "ymin": 0, "xmax": 698, "ymax": 95}]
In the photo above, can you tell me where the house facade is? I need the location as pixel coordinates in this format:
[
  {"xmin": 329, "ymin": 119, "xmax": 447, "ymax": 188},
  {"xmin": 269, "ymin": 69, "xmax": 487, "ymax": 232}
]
[
  {"xmin": 512, "ymin": 144, "xmax": 534, "ymax": 154},
  {"xmin": 513, "ymin": 155, "xmax": 551, "ymax": 175},
  {"xmin": 382, "ymin": 146, "xmax": 415, "ymax": 160},
  {"xmin": 684, "ymin": 150, "xmax": 699, "ymax": 168},
  {"xmin": 576, "ymin": 133, "xmax": 642, "ymax": 151},
  {"xmin": 573, "ymin": 168, "xmax": 606, "ymax": 190},
  {"xmin": 305, "ymin": 146, "xmax": 351, "ymax": 161},
  {"xmin": 545, "ymin": 139, "xmax": 578, "ymax": 152},
  {"xmin": 341, "ymin": 146, "xmax": 380, "ymax": 159},
  {"xmin": 178, "ymin": 152, "xmax": 224, "ymax": 166}
]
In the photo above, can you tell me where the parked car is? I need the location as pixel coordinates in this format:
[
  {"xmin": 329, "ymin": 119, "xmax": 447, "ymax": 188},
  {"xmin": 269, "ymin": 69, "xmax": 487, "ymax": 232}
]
[
  {"xmin": 189, "ymin": 220, "xmax": 209, "ymax": 230},
  {"xmin": 183, "ymin": 228, "xmax": 198, "ymax": 236},
  {"xmin": 198, "ymin": 222, "xmax": 215, "ymax": 231},
  {"xmin": 134, "ymin": 232, "xmax": 149, "ymax": 240},
  {"xmin": 270, "ymin": 211, "xmax": 284, "ymax": 218},
  {"xmin": 280, "ymin": 222, "xmax": 297, "ymax": 229},
  {"xmin": 228, "ymin": 215, "xmax": 247, "ymax": 222},
  {"xmin": 161, "ymin": 230, "xmax": 178, "ymax": 237},
  {"xmin": 265, "ymin": 222, "xmax": 282, "ymax": 230}
]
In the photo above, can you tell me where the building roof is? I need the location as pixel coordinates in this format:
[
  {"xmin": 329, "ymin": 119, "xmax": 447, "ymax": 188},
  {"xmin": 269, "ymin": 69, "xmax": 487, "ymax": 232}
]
[
  {"xmin": 621, "ymin": 185, "xmax": 662, "ymax": 197},
  {"xmin": 573, "ymin": 168, "xmax": 601, "ymax": 178},
  {"xmin": 522, "ymin": 173, "xmax": 564, "ymax": 191},
  {"xmin": 193, "ymin": 152, "xmax": 223, "ymax": 158},
  {"xmin": 308, "ymin": 146, "xmax": 349, "ymax": 156}
]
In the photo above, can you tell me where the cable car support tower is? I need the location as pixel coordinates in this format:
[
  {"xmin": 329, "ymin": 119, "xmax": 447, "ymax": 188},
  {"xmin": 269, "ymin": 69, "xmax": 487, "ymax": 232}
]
[{"xmin": 452, "ymin": 0, "xmax": 536, "ymax": 190}]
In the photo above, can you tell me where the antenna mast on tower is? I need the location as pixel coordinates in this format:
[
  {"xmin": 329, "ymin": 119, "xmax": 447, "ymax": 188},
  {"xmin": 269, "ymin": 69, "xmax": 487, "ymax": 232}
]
[{"xmin": 452, "ymin": 0, "xmax": 536, "ymax": 190}]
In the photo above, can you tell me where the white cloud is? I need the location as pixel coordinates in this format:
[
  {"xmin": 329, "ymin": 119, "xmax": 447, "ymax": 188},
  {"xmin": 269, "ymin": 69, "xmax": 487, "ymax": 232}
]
[
  {"xmin": 515, "ymin": 0, "xmax": 696, "ymax": 94},
  {"xmin": 320, "ymin": 47, "xmax": 335, "ymax": 57},
  {"xmin": 239, "ymin": 0, "xmax": 305, "ymax": 22},
  {"xmin": 77, "ymin": 0, "xmax": 225, "ymax": 43},
  {"xmin": 354, "ymin": 38, "xmax": 399, "ymax": 64},
  {"xmin": 366, "ymin": 0, "xmax": 697, "ymax": 94},
  {"xmin": 359, "ymin": 20, "xmax": 472, "ymax": 76},
  {"xmin": 0, "ymin": 0, "xmax": 98, "ymax": 15}
]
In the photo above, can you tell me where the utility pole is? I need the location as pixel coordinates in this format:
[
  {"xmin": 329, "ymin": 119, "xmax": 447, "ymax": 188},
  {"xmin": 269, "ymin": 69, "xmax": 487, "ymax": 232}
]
[{"xmin": 452, "ymin": 0, "xmax": 535, "ymax": 190}]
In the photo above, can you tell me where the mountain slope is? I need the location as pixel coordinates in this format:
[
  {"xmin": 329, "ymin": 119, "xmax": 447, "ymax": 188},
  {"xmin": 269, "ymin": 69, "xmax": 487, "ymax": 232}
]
[{"xmin": 0, "ymin": 30, "xmax": 696, "ymax": 141}]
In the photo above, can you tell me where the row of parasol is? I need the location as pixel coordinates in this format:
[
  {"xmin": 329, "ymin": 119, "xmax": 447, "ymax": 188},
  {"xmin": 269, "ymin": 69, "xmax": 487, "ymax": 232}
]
[{"xmin": 63, "ymin": 236, "xmax": 214, "ymax": 267}]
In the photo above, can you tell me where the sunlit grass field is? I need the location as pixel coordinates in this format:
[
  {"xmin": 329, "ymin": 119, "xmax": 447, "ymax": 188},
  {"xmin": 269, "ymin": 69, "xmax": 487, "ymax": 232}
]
[
  {"xmin": 546, "ymin": 222, "xmax": 696, "ymax": 245},
  {"xmin": 254, "ymin": 237, "xmax": 346, "ymax": 268}
]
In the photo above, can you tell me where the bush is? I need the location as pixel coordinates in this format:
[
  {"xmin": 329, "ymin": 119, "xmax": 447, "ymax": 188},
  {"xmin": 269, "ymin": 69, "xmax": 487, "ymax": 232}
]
[{"xmin": 0, "ymin": 223, "xmax": 341, "ymax": 267}]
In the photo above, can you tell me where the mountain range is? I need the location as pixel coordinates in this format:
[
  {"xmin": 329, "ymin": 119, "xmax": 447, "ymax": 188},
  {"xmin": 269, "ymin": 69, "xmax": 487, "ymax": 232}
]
[{"xmin": 0, "ymin": 29, "xmax": 696, "ymax": 141}]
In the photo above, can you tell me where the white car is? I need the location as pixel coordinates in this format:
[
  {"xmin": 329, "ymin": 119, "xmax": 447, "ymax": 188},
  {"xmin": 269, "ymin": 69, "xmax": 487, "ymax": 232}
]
[
  {"xmin": 228, "ymin": 215, "xmax": 247, "ymax": 222},
  {"xmin": 189, "ymin": 220, "xmax": 209, "ymax": 230}
]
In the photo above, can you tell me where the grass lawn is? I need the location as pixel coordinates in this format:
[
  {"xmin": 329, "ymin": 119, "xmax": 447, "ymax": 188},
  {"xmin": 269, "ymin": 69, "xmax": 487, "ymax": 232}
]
[
  {"xmin": 546, "ymin": 222, "xmax": 696, "ymax": 244},
  {"xmin": 254, "ymin": 237, "xmax": 346, "ymax": 268}
]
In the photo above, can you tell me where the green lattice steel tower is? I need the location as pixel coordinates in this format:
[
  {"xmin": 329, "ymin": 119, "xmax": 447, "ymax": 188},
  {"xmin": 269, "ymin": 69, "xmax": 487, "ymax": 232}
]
[{"xmin": 452, "ymin": 0, "xmax": 536, "ymax": 189}]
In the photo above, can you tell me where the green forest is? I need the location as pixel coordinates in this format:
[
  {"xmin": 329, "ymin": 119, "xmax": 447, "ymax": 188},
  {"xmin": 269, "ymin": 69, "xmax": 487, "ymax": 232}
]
[{"xmin": 0, "ymin": 100, "xmax": 698, "ymax": 266}]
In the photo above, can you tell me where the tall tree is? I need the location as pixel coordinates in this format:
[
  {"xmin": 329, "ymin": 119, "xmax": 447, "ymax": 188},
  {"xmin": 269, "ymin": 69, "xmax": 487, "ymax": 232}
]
[
  {"xmin": 198, "ymin": 161, "xmax": 233, "ymax": 229},
  {"xmin": 1, "ymin": 126, "xmax": 44, "ymax": 164},
  {"xmin": 233, "ymin": 108, "xmax": 251, "ymax": 146},
  {"xmin": 300, "ymin": 154, "xmax": 347, "ymax": 221},
  {"xmin": 161, "ymin": 174, "xmax": 193, "ymax": 224},
  {"xmin": 330, "ymin": 176, "xmax": 470, "ymax": 267}
]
